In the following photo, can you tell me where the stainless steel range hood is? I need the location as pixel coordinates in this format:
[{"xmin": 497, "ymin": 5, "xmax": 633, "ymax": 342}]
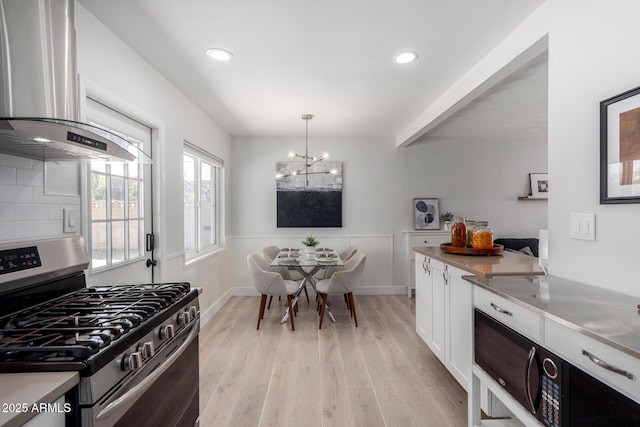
[{"xmin": 0, "ymin": 0, "xmax": 151, "ymax": 163}]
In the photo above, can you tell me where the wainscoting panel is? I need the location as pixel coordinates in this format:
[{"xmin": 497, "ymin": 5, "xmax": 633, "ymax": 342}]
[{"xmin": 229, "ymin": 234, "xmax": 396, "ymax": 295}]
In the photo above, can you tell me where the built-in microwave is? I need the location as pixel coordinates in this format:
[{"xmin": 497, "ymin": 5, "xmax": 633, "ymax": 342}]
[{"xmin": 474, "ymin": 309, "xmax": 640, "ymax": 426}]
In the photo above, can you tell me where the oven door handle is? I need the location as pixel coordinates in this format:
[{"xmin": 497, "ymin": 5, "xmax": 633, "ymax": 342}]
[
  {"xmin": 96, "ymin": 319, "xmax": 200, "ymax": 423},
  {"xmin": 525, "ymin": 346, "xmax": 537, "ymax": 414}
]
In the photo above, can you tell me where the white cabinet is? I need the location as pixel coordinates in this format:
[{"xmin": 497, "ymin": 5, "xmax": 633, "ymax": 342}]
[
  {"xmin": 404, "ymin": 230, "xmax": 449, "ymax": 297},
  {"xmin": 545, "ymin": 320, "xmax": 640, "ymax": 404},
  {"xmin": 415, "ymin": 255, "xmax": 472, "ymax": 391},
  {"xmin": 414, "ymin": 254, "xmax": 433, "ymax": 345},
  {"xmin": 446, "ymin": 269, "xmax": 472, "ymax": 389},
  {"xmin": 430, "ymin": 259, "xmax": 446, "ymax": 362}
]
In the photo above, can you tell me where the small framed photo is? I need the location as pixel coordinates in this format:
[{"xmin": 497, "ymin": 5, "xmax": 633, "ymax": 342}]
[
  {"xmin": 600, "ymin": 85, "xmax": 640, "ymax": 203},
  {"xmin": 414, "ymin": 198, "xmax": 440, "ymax": 230},
  {"xmin": 529, "ymin": 173, "xmax": 549, "ymax": 198}
]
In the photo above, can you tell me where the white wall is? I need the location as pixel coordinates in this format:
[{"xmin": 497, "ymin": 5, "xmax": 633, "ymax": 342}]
[
  {"xmin": 74, "ymin": 4, "xmax": 233, "ymax": 322},
  {"xmin": 546, "ymin": 0, "xmax": 640, "ymax": 295},
  {"xmin": 230, "ymin": 134, "xmax": 547, "ymax": 291}
]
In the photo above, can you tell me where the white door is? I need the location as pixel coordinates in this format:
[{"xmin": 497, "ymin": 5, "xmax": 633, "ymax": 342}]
[{"xmin": 84, "ymin": 98, "xmax": 155, "ymax": 285}]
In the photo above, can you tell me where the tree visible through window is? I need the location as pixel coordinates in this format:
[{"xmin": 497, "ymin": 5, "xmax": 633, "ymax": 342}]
[{"xmin": 184, "ymin": 143, "xmax": 222, "ymax": 260}]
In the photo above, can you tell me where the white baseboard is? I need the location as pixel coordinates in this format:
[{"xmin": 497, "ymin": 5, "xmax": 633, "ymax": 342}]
[
  {"xmin": 200, "ymin": 287, "xmax": 233, "ymax": 328},
  {"xmin": 232, "ymin": 286, "xmax": 405, "ymax": 297}
]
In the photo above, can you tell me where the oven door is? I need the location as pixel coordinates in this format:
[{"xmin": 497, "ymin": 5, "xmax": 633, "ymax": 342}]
[
  {"xmin": 84, "ymin": 320, "xmax": 199, "ymax": 427},
  {"xmin": 474, "ymin": 309, "xmax": 541, "ymax": 415}
]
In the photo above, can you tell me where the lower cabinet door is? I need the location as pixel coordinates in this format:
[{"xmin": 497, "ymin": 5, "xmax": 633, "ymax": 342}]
[
  {"xmin": 415, "ymin": 255, "xmax": 433, "ymax": 345},
  {"xmin": 445, "ymin": 270, "xmax": 472, "ymax": 391},
  {"xmin": 430, "ymin": 261, "xmax": 446, "ymax": 362}
]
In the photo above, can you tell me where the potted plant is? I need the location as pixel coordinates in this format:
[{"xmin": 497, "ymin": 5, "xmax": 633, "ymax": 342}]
[
  {"xmin": 301, "ymin": 235, "xmax": 319, "ymax": 257},
  {"xmin": 441, "ymin": 212, "xmax": 454, "ymax": 230}
]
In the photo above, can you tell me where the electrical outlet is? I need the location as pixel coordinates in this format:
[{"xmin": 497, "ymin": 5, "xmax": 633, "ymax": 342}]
[{"xmin": 570, "ymin": 213, "xmax": 595, "ymax": 241}]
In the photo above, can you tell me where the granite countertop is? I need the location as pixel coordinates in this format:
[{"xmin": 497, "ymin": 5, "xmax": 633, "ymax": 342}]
[
  {"xmin": 464, "ymin": 274, "xmax": 640, "ymax": 360},
  {"xmin": 0, "ymin": 371, "xmax": 78, "ymax": 427},
  {"xmin": 413, "ymin": 246, "xmax": 544, "ymax": 276}
]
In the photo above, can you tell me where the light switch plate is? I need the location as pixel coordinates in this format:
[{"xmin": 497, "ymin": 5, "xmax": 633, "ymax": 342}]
[
  {"xmin": 570, "ymin": 213, "xmax": 595, "ymax": 240},
  {"xmin": 63, "ymin": 208, "xmax": 78, "ymax": 233}
]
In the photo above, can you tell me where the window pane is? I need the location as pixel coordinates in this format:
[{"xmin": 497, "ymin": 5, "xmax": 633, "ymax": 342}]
[
  {"xmin": 92, "ymin": 222, "xmax": 107, "ymax": 269},
  {"xmin": 184, "ymin": 155, "xmax": 196, "ymax": 253},
  {"xmin": 129, "ymin": 220, "xmax": 142, "ymax": 259},
  {"xmin": 91, "ymin": 174, "xmax": 107, "ymax": 220},
  {"xmin": 111, "ymin": 221, "xmax": 126, "ymax": 263},
  {"xmin": 111, "ymin": 177, "xmax": 125, "ymax": 219},
  {"xmin": 200, "ymin": 163, "xmax": 215, "ymax": 247},
  {"xmin": 129, "ymin": 180, "xmax": 140, "ymax": 218},
  {"xmin": 91, "ymin": 163, "xmax": 106, "ymax": 173},
  {"xmin": 111, "ymin": 162, "xmax": 125, "ymax": 177}
]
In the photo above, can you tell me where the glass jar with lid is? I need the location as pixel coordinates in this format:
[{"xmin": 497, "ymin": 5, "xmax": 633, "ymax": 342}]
[
  {"xmin": 466, "ymin": 220, "xmax": 476, "ymax": 247},
  {"xmin": 450, "ymin": 217, "xmax": 467, "ymax": 247},
  {"xmin": 472, "ymin": 221, "xmax": 493, "ymax": 249}
]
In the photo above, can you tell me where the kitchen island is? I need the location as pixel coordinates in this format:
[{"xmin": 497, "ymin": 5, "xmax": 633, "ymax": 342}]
[
  {"xmin": 412, "ymin": 246, "xmax": 543, "ymax": 392},
  {"xmin": 0, "ymin": 372, "xmax": 78, "ymax": 427}
]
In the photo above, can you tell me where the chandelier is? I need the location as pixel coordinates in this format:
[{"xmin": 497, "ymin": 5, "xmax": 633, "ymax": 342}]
[{"xmin": 275, "ymin": 114, "xmax": 336, "ymax": 186}]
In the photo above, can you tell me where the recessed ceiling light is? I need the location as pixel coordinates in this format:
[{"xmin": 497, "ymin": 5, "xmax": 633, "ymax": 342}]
[
  {"xmin": 206, "ymin": 48, "xmax": 233, "ymax": 61},
  {"xmin": 395, "ymin": 51, "xmax": 418, "ymax": 64}
]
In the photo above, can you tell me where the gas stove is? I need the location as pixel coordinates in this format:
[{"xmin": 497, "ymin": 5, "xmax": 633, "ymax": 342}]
[
  {"xmin": 0, "ymin": 236, "xmax": 200, "ymax": 426},
  {"xmin": 0, "ymin": 282, "xmax": 198, "ymax": 374}
]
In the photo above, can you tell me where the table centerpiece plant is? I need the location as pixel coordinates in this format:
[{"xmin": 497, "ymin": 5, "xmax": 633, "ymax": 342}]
[{"xmin": 302, "ymin": 235, "xmax": 319, "ymax": 257}]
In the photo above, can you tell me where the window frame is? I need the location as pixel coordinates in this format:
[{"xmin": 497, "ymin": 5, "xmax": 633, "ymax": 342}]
[{"xmin": 183, "ymin": 141, "xmax": 224, "ymax": 264}]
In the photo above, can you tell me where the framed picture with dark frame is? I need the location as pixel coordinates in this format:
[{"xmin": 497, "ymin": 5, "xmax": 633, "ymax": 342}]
[
  {"xmin": 413, "ymin": 198, "xmax": 440, "ymax": 230},
  {"xmin": 529, "ymin": 173, "xmax": 549, "ymax": 198},
  {"xmin": 600, "ymin": 85, "xmax": 640, "ymax": 204}
]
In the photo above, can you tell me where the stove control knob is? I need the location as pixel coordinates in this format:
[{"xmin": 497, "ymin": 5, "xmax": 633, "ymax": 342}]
[
  {"xmin": 177, "ymin": 311, "xmax": 191, "ymax": 325},
  {"xmin": 122, "ymin": 352, "xmax": 143, "ymax": 371},
  {"xmin": 188, "ymin": 306, "xmax": 198, "ymax": 319},
  {"xmin": 138, "ymin": 341, "xmax": 155, "ymax": 359},
  {"xmin": 159, "ymin": 324, "xmax": 175, "ymax": 340}
]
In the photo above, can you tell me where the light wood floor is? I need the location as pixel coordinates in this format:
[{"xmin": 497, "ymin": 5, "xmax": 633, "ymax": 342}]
[{"xmin": 198, "ymin": 294, "xmax": 467, "ymax": 427}]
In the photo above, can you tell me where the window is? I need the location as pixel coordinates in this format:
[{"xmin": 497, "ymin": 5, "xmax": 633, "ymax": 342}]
[
  {"xmin": 86, "ymin": 98, "xmax": 151, "ymax": 271},
  {"xmin": 184, "ymin": 142, "xmax": 223, "ymax": 260}
]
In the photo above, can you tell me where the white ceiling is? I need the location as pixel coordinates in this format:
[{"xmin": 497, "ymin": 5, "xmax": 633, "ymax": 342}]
[
  {"xmin": 418, "ymin": 52, "xmax": 548, "ymax": 142},
  {"xmin": 78, "ymin": 0, "xmax": 546, "ymax": 138}
]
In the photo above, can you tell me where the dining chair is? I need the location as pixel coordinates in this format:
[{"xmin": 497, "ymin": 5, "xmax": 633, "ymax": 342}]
[
  {"xmin": 315, "ymin": 253, "xmax": 366, "ymax": 329},
  {"xmin": 262, "ymin": 245, "xmax": 308, "ymax": 308},
  {"xmin": 247, "ymin": 254, "xmax": 298, "ymax": 331},
  {"xmin": 315, "ymin": 246, "xmax": 358, "ymax": 280}
]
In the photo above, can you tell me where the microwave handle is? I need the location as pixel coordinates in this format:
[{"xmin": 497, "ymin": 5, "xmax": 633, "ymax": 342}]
[{"xmin": 525, "ymin": 346, "xmax": 537, "ymax": 414}]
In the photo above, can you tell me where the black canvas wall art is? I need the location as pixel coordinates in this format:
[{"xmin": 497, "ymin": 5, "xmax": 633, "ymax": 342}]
[{"xmin": 276, "ymin": 161, "xmax": 342, "ymax": 227}]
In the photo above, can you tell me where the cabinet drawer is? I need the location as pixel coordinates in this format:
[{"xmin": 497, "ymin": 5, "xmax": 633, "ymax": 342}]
[
  {"xmin": 410, "ymin": 234, "xmax": 449, "ymax": 249},
  {"xmin": 545, "ymin": 320, "xmax": 640, "ymax": 403},
  {"xmin": 474, "ymin": 286, "xmax": 541, "ymax": 342}
]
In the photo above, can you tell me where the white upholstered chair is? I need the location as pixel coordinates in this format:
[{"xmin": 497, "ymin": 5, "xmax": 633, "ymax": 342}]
[
  {"xmin": 315, "ymin": 253, "xmax": 366, "ymax": 329},
  {"xmin": 247, "ymin": 254, "xmax": 298, "ymax": 331}
]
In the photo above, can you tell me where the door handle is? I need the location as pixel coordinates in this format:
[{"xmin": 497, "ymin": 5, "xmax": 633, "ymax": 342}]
[{"xmin": 146, "ymin": 259, "xmax": 157, "ymax": 268}]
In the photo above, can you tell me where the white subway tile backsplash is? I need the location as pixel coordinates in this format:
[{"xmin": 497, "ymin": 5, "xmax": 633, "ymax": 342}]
[
  {"xmin": 0, "ymin": 204, "xmax": 16, "ymax": 221},
  {"xmin": 0, "ymin": 222, "xmax": 34, "ymax": 241},
  {"xmin": 0, "ymin": 153, "xmax": 33, "ymax": 169},
  {"xmin": 33, "ymin": 220, "xmax": 63, "ymax": 237},
  {"xmin": 0, "ymin": 184, "xmax": 33, "ymax": 203},
  {"xmin": 15, "ymin": 204, "xmax": 50, "ymax": 221},
  {"xmin": 0, "ymin": 154, "xmax": 81, "ymax": 244},
  {"xmin": 0, "ymin": 166, "xmax": 16, "ymax": 184},
  {"xmin": 17, "ymin": 168, "xmax": 44, "ymax": 187}
]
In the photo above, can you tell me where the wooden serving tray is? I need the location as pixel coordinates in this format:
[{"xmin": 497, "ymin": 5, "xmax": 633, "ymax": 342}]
[{"xmin": 440, "ymin": 243, "xmax": 504, "ymax": 256}]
